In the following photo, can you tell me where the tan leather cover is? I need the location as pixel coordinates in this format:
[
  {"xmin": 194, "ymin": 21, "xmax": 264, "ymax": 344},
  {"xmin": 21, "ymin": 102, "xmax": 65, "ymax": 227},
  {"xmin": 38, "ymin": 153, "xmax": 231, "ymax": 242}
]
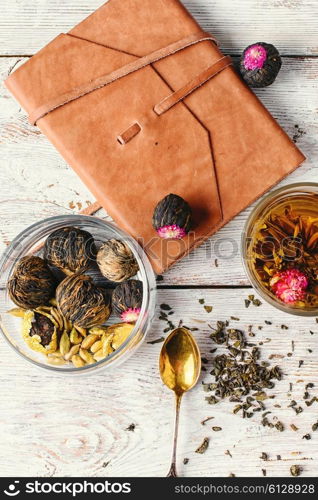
[{"xmin": 4, "ymin": 0, "xmax": 305, "ymax": 274}]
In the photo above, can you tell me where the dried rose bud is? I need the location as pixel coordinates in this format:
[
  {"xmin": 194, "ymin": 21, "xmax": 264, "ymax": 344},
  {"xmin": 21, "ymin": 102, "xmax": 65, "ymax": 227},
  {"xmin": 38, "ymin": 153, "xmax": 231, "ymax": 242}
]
[
  {"xmin": 56, "ymin": 274, "xmax": 111, "ymax": 328},
  {"xmin": 44, "ymin": 226, "xmax": 96, "ymax": 275},
  {"xmin": 8, "ymin": 256, "xmax": 56, "ymax": 309},
  {"xmin": 152, "ymin": 193, "xmax": 192, "ymax": 239},
  {"xmin": 240, "ymin": 42, "xmax": 282, "ymax": 88},
  {"xmin": 97, "ymin": 239, "xmax": 139, "ymax": 282},
  {"xmin": 112, "ymin": 279, "xmax": 143, "ymax": 323},
  {"xmin": 270, "ymin": 269, "xmax": 308, "ymax": 304}
]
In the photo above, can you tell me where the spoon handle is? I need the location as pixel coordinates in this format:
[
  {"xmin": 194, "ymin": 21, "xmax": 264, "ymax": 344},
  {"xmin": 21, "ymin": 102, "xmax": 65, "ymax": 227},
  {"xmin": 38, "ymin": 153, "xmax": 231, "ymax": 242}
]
[{"xmin": 167, "ymin": 393, "xmax": 183, "ymax": 477}]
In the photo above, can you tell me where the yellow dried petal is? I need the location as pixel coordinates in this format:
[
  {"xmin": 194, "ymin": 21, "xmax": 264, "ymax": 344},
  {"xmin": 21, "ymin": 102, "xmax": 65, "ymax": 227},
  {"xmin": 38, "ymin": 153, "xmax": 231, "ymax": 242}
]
[
  {"xmin": 64, "ymin": 344, "xmax": 80, "ymax": 361},
  {"xmin": 79, "ymin": 348, "xmax": 95, "ymax": 365},
  {"xmin": 7, "ymin": 307, "xmax": 25, "ymax": 318},
  {"xmin": 101, "ymin": 333, "xmax": 114, "ymax": 357},
  {"xmin": 71, "ymin": 354, "xmax": 86, "ymax": 368},
  {"xmin": 107, "ymin": 323, "xmax": 134, "ymax": 350},
  {"xmin": 81, "ymin": 333, "xmax": 99, "ymax": 350},
  {"xmin": 49, "ymin": 298, "xmax": 58, "ymax": 307},
  {"xmin": 74, "ymin": 325, "xmax": 87, "ymax": 337},
  {"xmin": 50, "ymin": 307, "xmax": 64, "ymax": 331},
  {"xmin": 47, "ymin": 356, "xmax": 67, "ymax": 366},
  {"xmin": 93, "ymin": 348, "xmax": 105, "ymax": 362},
  {"xmin": 89, "ymin": 326, "xmax": 108, "ymax": 336},
  {"xmin": 70, "ymin": 327, "xmax": 82, "ymax": 345},
  {"xmin": 90, "ymin": 340, "xmax": 102, "ymax": 353},
  {"xmin": 59, "ymin": 331, "xmax": 71, "ymax": 356}
]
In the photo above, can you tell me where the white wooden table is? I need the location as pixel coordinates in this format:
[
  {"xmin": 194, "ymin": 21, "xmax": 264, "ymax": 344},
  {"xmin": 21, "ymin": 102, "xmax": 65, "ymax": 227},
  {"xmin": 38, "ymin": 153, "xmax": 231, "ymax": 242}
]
[{"xmin": 0, "ymin": 0, "xmax": 318, "ymax": 478}]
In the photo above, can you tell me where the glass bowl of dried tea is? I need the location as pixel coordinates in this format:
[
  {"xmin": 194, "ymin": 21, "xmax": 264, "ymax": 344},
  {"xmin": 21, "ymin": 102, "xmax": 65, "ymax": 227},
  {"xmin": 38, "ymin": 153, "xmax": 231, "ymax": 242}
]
[
  {"xmin": 0, "ymin": 215, "xmax": 156, "ymax": 373},
  {"xmin": 242, "ymin": 183, "xmax": 318, "ymax": 316}
]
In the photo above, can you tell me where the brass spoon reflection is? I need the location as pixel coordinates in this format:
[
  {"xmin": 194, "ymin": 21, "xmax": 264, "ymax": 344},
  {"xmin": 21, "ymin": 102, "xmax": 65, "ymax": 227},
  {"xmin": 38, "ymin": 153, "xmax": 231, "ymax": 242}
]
[{"xmin": 159, "ymin": 327, "xmax": 201, "ymax": 477}]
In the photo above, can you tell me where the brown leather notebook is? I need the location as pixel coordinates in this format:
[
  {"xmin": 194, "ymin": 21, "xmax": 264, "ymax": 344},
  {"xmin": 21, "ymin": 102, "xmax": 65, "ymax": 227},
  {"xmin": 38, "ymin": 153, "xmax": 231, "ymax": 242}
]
[{"xmin": 4, "ymin": 0, "xmax": 305, "ymax": 274}]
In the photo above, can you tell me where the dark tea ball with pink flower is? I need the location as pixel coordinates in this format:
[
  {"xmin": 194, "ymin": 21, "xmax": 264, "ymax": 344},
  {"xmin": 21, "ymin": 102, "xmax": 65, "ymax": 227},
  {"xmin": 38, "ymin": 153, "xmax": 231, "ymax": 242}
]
[
  {"xmin": 270, "ymin": 269, "xmax": 308, "ymax": 304},
  {"xmin": 112, "ymin": 279, "xmax": 143, "ymax": 323},
  {"xmin": 240, "ymin": 42, "xmax": 282, "ymax": 88},
  {"xmin": 152, "ymin": 193, "xmax": 192, "ymax": 239}
]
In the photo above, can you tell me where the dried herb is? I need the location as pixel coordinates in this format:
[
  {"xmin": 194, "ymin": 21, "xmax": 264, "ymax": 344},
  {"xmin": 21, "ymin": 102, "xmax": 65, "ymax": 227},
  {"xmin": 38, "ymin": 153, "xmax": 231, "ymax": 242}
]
[
  {"xmin": 260, "ymin": 452, "xmax": 268, "ymax": 461},
  {"xmin": 299, "ymin": 360, "xmax": 304, "ymax": 368},
  {"xmin": 302, "ymin": 433, "xmax": 311, "ymax": 440},
  {"xmin": 44, "ymin": 226, "xmax": 95, "ymax": 275},
  {"xmin": 195, "ymin": 437, "xmax": 209, "ymax": 454},
  {"xmin": 183, "ymin": 458, "xmax": 189, "ymax": 465},
  {"xmin": 212, "ymin": 426, "xmax": 222, "ymax": 432},
  {"xmin": 160, "ymin": 303, "xmax": 172, "ymax": 311},
  {"xmin": 312, "ymin": 422, "xmax": 318, "ymax": 431},
  {"xmin": 97, "ymin": 239, "xmax": 138, "ymax": 282},
  {"xmin": 126, "ymin": 424, "xmax": 136, "ymax": 432},
  {"xmin": 204, "ymin": 305, "xmax": 213, "ymax": 313},
  {"xmin": 290, "ymin": 424, "xmax": 299, "ymax": 432},
  {"xmin": 147, "ymin": 337, "xmax": 165, "ymax": 345},
  {"xmin": 199, "ymin": 299, "xmax": 205, "ymax": 305},
  {"xmin": 56, "ymin": 274, "xmax": 111, "ymax": 328},
  {"xmin": 290, "ymin": 465, "xmax": 302, "ymax": 477},
  {"xmin": 201, "ymin": 416, "xmax": 214, "ymax": 425},
  {"xmin": 262, "ymin": 469, "xmax": 267, "ymax": 477},
  {"xmin": 225, "ymin": 450, "xmax": 232, "ymax": 458},
  {"xmin": 245, "ymin": 299, "xmax": 251, "ymax": 308},
  {"xmin": 305, "ymin": 397, "xmax": 318, "ymax": 407},
  {"xmin": 8, "ymin": 256, "xmax": 56, "ymax": 309},
  {"xmin": 204, "ymin": 320, "xmax": 282, "ymax": 419}
]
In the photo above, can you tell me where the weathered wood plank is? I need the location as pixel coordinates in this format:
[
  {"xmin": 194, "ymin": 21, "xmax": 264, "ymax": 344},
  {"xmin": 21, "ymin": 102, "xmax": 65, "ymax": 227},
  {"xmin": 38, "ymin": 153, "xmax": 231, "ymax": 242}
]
[
  {"xmin": 1, "ymin": 56, "xmax": 317, "ymax": 285},
  {"xmin": 0, "ymin": 289, "xmax": 317, "ymax": 477},
  {"xmin": 0, "ymin": 0, "xmax": 318, "ymax": 55}
]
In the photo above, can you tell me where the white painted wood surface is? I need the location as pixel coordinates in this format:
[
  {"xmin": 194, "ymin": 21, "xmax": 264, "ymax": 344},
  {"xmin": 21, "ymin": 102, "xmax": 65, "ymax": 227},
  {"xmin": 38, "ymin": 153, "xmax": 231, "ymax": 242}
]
[{"xmin": 0, "ymin": 0, "xmax": 318, "ymax": 478}]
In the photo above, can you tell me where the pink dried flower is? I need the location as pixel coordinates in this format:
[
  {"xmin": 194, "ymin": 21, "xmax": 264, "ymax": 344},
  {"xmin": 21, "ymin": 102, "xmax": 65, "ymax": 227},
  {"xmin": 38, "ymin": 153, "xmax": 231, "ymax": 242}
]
[
  {"xmin": 156, "ymin": 224, "xmax": 187, "ymax": 240},
  {"xmin": 121, "ymin": 307, "xmax": 141, "ymax": 323},
  {"xmin": 243, "ymin": 44, "xmax": 267, "ymax": 70},
  {"xmin": 270, "ymin": 269, "xmax": 308, "ymax": 304}
]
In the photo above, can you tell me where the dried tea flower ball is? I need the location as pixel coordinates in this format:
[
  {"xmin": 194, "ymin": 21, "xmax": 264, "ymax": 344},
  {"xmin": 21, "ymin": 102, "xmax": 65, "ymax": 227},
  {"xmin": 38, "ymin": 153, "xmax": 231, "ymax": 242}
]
[
  {"xmin": 97, "ymin": 239, "xmax": 139, "ymax": 282},
  {"xmin": 56, "ymin": 274, "xmax": 111, "ymax": 328},
  {"xmin": 44, "ymin": 226, "xmax": 96, "ymax": 275},
  {"xmin": 22, "ymin": 309, "xmax": 60, "ymax": 354},
  {"xmin": 112, "ymin": 279, "xmax": 143, "ymax": 323},
  {"xmin": 152, "ymin": 193, "xmax": 192, "ymax": 239},
  {"xmin": 240, "ymin": 42, "xmax": 282, "ymax": 88},
  {"xmin": 7, "ymin": 256, "xmax": 56, "ymax": 309}
]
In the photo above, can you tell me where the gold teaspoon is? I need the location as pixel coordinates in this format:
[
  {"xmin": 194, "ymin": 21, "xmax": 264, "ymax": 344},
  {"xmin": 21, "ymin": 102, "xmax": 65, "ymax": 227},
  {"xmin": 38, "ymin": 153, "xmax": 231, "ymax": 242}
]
[{"xmin": 159, "ymin": 327, "xmax": 201, "ymax": 477}]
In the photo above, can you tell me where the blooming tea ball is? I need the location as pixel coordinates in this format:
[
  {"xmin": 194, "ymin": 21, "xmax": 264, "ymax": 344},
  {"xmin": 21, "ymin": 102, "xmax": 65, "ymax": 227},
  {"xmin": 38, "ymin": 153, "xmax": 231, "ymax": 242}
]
[
  {"xmin": 112, "ymin": 279, "xmax": 143, "ymax": 323},
  {"xmin": 97, "ymin": 239, "xmax": 139, "ymax": 282},
  {"xmin": 44, "ymin": 226, "xmax": 96, "ymax": 275},
  {"xmin": 240, "ymin": 42, "xmax": 282, "ymax": 88},
  {"xmin": 8, "ymin": 256, "xmax": 56, "ymax": 309},
  {"xmin": 152, "ymin": 193, "xmax": 192, "ymax": 239},
  {"xmin": 56, "ymin": 274, "xmax": 111, "ymax": 328}
]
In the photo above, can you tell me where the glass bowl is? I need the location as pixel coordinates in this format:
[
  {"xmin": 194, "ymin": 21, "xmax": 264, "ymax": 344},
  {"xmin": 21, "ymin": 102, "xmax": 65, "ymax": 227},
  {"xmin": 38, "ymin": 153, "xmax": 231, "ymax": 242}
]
[
  {"xmin": 242, "ymin": 182, "xmax": 318, "ymax": 316},
  {"xmin": 0, "ymin": 215, "xmax": 156, "ymax": 373}
]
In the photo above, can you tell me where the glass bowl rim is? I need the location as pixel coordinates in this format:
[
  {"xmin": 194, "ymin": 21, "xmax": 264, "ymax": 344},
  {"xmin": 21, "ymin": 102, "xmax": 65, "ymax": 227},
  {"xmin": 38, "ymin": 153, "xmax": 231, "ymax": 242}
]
[
  {"xmin": 0, "ymin": 214, "xmax": 156, "ymax": 373},
  {"xmin": 241, "ymin": 182, "xmax": 318, "ymax": 317}
]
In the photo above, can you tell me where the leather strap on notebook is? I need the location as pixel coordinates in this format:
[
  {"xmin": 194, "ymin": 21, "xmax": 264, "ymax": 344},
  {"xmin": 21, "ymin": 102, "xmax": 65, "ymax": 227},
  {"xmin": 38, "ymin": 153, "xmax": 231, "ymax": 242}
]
[
  {"xmin": 29, "ymin": 31, "xmax": 220, "ymax": 125},
  {"xmin": 154, "ymin": 56, "xmax": 232, "ymax": 116}
]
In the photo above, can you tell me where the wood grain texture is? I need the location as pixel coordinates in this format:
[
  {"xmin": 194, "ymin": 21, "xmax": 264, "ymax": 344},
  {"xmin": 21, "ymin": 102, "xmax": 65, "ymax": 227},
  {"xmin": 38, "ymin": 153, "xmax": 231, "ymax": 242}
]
[
  {"xmin": 0, "ymin": 289, "xmax": 317, "ymax": 477},
  {"xmin": 1, "ymin": 56, "xmax": 317, "ymax": 285},
  {"xmin": 0, "ymin": 0, "xmax": 318, "ymax": 55}
]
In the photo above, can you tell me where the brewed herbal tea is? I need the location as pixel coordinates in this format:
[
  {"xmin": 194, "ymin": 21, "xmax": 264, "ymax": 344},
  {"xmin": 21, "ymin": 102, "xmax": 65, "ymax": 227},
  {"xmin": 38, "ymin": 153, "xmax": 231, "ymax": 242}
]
[{"xmin": 247, "ymin": 192, "xmax": 318, "ymax": 310}]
